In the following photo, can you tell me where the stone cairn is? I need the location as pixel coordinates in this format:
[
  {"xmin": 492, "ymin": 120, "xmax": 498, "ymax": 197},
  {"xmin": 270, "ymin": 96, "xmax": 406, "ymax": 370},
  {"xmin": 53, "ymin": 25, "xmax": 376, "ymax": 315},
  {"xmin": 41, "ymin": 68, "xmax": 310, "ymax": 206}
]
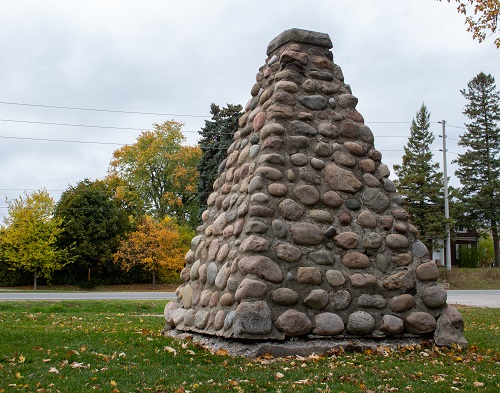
[{"xmin": 165, "ymin": 28, "xmax": 467, "ymax": 348}]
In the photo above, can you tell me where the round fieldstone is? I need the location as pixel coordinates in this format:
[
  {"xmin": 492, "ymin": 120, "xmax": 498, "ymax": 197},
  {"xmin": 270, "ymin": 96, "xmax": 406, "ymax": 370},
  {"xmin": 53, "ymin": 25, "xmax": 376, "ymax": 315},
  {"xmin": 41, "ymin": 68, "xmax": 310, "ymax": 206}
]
[
  {"xmin": 268, "ymin": 183, "xmax": 288, "ymax": 197},
  {"xmin": 405, "ymin": 312, "xmax": 436, "ymax": 334},
  {"xmin": 164, "ymin": 301, "xmax": 180, "ymax": 326},
  {"xmin": 272, "ymin": 219, "xmax": 288, "ymax": 238},
  {"xmin": 382, "ymin": 178, "xmax": 396, "ymax": 192},
  {"xmin": 362, "ymin": 173, "xmax": 380, "ymax": 187},
  {"xmin": 206, "ymin": 263, "xmax": 218, "ymax": 286},
  {"xmin": 238, "ymin": 255, "xmax": 284, "ymax": 283},
  {"xmin": 380, "ymin": 315, "xmax": 404, "ymax": 336},
  {"xmin": 275, "ymin": 80, "xmax": 299, "ymax": 93},
  {"xmin": 326, "ymin": 270, "xmax": 346, "ymax": 286},
  {"xmin": 346, "ymin": 311, "xmax": 375, "ymax": 335},
  {"xmin": 357, "ymin": 294, "xmax": 386, "ymax": 309},
  {"xmin": 357, "ymin": 210, "xmax": 377, "ymax": 228},
  {"xmin": 293, "ymin": 185, "xmax": 320, "ymax": 205},
  {"xmin": 421, "ymin": 286, "xmax": 447, "ymax": 308},
  {"xmin": 249, "ymin": 144, "xmax": 260, "ymax": 159},
  {"xmin": 183, "ymin": 309, "xmax": 196, "ymax": 327},
  {"xmin": 215, "ymin": 263, "xmax": 230, "ymax": 290},
  {"xmin": 272, "ymin": 288, "xmax": 299, "ymax": 306},
  {"xmin": 311, "ymin": 157, "xmax": 325, "ymax": 169},
  {"xmin": 254, "ymin": 166, "xmax": 283, "ymax": 180},
  {"xmin": 378, "ymin": 164, "xmax": 390, "ymax": 177},
  {"xmin": 333, "ymin": 150, "xmax": 356, "ymax": 167},
  {"xmin": 235, "ymin": 278, "xmax": 268, "ymax": 301},
  {"xmin": 279, "ymin": 199, "xmax": 305, "ymax": 221},
  {"xmin": 341, "ymin": 251, "xmax": 371, "ymax": 269},
  {"xmin": 239, "ymin": 235, "xmax": 270, "ymax": 253},
  {"xmin": 262, "ymin": 135, "xmax": 284, "ymax": 151},
  {"xmin": 233, "ymin": 301, "xmax": 272, "ymax": 335},
  {"xmin": 392, "ymin": 253, "xmax": 412, "ymax": 266},
  {"xmin": 340, "ymin": 121, "xmax": 359, "ymax": 139},
  {"xmin": 412, "ymin": 241, "xmax": 429, "ymax": 258},
  {"xmin": 322, "ymin": 191, "xmax": 343, "ymax": 207},
  {"xmin": 318, "ymin": 122, "xmax": 340, "ymax": 138},
  {"xmin": 290, "ymin": 222, "xmax": 323, "ymax": 245},
  {"xmin": 333, "ymin": 232, "xmax": 359, "ymax": 249},
  {"xmin": 290, "ymin": 153, "xmax": 309, "ymax": 166},
  {"xmin": 309, "ymin": 209, "xmax": 333, "ymax": 222},
  {"xmin": 337, "ymin": 93, "xmax": 358, "ymax": 108},
  {"xmin": 376, "ymin": 254, "xmax": 390, "ymax": 272},
  {"xmin": 315, "ymin": 142, "xmax": 332, "ymax": 157},
  {"xmin": 275, "ymin": 243, "xmax": 302, "ymax": 263},
  {"xmin": 248, "ymin": 176, "xmax": 264, "ymax": 193},
  {"xmin": 244, "ymin": 220, "xmax": 269, "ymax": 234},
  {"xmin": 260, "ymin": 122, "xmax": 286, "ymax": 140},
  {"xmin": 296, "ymin": 266, "xmax": 322, "ymax": 284},
  {"xmin": 214, "ymin": 310, "xmax": 226, "ymax": 331},
  {"xmin": 275, "ymin": 310, "xmax": 312, "ymax": 336},
  {"xmin": 344, "ymin": 141, "xmax": 364, "ymax": 156},
  {"xmin": 325, "ymin": 164, "xmax": 363, "ymax": 193},
  {"xmin": 303, "ymin": 289, "xmax": 329, "ymax": 310},
  {"xmin": 309, "ymin": 250, "xmax": 334, "ymax": 265},
  {"xmin": 200, "ymin": 290, "xmax": 212, "ymax": 307},
  {"xmin": 338, "ymin": 212, "xmax": 352, "ymax": 226},
  {"xmin": 299, "ymin": 95, "xmax": 327, "ymax": 110},
  {"xmin": 333, "ymin": 290, "xmax": 352, "ymax": 310},
  {"xmin": 350, "ymin": 273, "xmax": 377, "ymax": 287},
  {"xmin": 362, "ymin": 188, "xmax": 390, "ymax": 213},
  {"xmin": 416, "ymin": 261, "xmax": 439, "ymax": 281},
  {"xmin": 224, "ymin": 310, "xmax": 235, "ymax": 331},
  {"xmin": 389, "ymin": 294, "xmax": 416, "ymax": 312},
  {"xmin": 194, "ymin": 310, "xmax": 210, "ymax": 329},
  {"xmin": 313, "ymin": 313, "xmax": 344, "ymax": 335},
  {"xmin": 220, "ymin": 293, "xmax": 235, "ymax": 306},
  {"xmin": 381, "ymin": 216, "xmax": 394, "ymax": 230},
  {"xmin": 382, "ymin": 271, "xmax": 413, "ymax": 290},
  {"xmin": 385, "ymin": 234, "xmax": 410, "ymax": 250},
  {"xmin": 345, "ymin": 199, "xmax": 361, "ymax": 211},
  {"xmin": 290, "ymin": 120, "xmax": 317, "ymax": 136},
  {"xmin": 359, "ymin": 159, "xmax": 376, "ymax": 174}
]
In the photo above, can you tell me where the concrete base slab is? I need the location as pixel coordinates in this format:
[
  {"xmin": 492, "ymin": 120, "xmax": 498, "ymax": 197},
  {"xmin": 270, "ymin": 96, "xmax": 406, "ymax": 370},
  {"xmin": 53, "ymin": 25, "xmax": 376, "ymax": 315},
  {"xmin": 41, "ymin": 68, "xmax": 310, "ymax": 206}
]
[{"xmin": 166, "ymin": 329, "xmax": 431, "ymax": 358}]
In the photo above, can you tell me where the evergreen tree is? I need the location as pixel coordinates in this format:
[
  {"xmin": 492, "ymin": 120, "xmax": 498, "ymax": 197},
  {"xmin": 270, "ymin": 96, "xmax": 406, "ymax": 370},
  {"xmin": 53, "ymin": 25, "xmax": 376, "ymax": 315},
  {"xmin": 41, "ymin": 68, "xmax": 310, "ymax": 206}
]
[
  {"xmin": 394, "ymin": 103, "xmax": 447, "ymax": 249},
  {"xmin": 196, "ymin": 103, "xmax": 242, "ymax": 220},
  {"xmin": 453, "ymin": 72, "xmax": 500, "ymax": 267}
]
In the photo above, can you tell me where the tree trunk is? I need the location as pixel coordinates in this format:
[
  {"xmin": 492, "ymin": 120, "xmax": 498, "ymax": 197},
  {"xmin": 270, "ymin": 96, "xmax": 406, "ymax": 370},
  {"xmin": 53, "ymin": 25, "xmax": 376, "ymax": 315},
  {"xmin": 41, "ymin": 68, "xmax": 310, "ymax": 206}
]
[
  {"xmin": 33, "ymin": 271, "xmax": 37, "ymax": 290},
  {"xmin": 492, "ymin": 224, "xmax": 499, "ymax": 268},
  {"xmin": 152, "ymin": 270, "xmax": 156, "ymax": 289}
]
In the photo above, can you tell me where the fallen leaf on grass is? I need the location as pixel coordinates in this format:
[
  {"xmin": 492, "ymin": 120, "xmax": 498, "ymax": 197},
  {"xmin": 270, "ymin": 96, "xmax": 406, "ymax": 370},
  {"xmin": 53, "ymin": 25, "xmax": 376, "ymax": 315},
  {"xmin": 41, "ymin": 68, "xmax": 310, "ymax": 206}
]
[
  {"xmin": 215, "ymin": 348, "xmax": 228, "ymax": 356},
  {"xmin": 18, "ymin": 354, "xmax": 25, "ymax": 363},
  {"xmin": 474, "ymin": 381, "xmax": 485, "ymax": 387},
  {"xmin": 275, "ymin": 372, "xmax": 284, "ymax": 380},
  {"xmin": 164, "ymin": 346, "xmax": 177, "ymax": 355},
  {"xmin": 42, "ymin": 359, "xmax": 51, "ymax": 363},
  {"xmin": 48, "ymin": 367, "xmax": 59, "ymax": 374}
]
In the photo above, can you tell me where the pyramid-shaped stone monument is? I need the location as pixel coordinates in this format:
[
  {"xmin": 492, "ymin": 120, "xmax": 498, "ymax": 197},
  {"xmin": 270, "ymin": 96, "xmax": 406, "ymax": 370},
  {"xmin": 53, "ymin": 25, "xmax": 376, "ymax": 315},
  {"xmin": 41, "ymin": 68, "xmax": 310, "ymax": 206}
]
[{"xmin": 164, "ymin": 28, "xmax": 467, "ymax": 348}]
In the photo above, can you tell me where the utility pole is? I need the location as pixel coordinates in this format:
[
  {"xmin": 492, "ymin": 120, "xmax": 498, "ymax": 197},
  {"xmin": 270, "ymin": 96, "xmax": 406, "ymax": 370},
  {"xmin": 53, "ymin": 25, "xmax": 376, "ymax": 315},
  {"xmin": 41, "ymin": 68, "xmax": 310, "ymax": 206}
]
[{"xmin": 439, "ymin": 120, "xmax": 452, "ymax": 270}]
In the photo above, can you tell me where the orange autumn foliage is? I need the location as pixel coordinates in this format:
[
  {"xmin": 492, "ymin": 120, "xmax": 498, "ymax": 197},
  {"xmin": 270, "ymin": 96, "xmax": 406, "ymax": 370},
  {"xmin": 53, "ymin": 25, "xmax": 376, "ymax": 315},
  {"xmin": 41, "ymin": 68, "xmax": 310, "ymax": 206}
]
[{"xmin": 113, "ymin": 216, "xmax": 189, "ymax": 282}]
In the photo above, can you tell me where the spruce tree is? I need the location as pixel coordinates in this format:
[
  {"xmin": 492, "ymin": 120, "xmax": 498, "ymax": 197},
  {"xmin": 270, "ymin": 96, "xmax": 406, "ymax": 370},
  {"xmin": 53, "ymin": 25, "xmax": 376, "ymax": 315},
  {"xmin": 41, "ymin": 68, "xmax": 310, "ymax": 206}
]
[
  {"xmin": 394, "ymin": 104, "xmax": 447, "ymax": 250},
  {"xmin": 454, "ymin": 72, "xmax": 500, "ymax": 267},
  {"xmin": 196, "ymin": 103, "xmax": 242, "ymax": 221}
]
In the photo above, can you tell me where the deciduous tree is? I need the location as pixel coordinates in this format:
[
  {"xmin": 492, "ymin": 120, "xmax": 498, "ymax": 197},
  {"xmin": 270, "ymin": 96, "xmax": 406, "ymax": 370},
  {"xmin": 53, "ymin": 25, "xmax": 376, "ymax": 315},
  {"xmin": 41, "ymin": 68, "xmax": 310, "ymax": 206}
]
[
  {"xmin": 453, "ymin": 72, "xmax": 500, "ymax": 267},
  {"xmin": 439, "ymin": 0, "xmax": 500, "ymax": 47},
  {"xmin": 54, "ymin": 178, "xmax": 132, "ymax": 282},
  {"xmin": 0, "ymin": 190, "xmax": 70, "ymax": 289},
  {"xmin": 113, "ymin": 216, "xmax": 191, "ymax": 287},
  {"xmin": 196, "ymin": 104, "xmax": 242, "ymax": 220},
  {"xmin": 394, "ymin": 104, "xmax": 447, "ymax": 249},
  {"xmin": 108, "ymin": 121, "xmax": 201, "ymax": 228}
]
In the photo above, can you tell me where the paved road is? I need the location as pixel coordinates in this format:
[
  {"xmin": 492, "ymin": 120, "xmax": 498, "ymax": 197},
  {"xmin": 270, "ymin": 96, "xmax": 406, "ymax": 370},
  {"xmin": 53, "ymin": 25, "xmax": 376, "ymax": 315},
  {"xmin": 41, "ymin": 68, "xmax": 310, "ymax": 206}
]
[
  {"xmin": 0, "ymin": 291, "xmax": 177, "ymax": 301},
  {"xmin": 0, "ymin": 290, "xmax": 498, "ymax": 307},
  {"xmin": 446, "ymin": 290, "xmax": 500, "ymax": 308}
]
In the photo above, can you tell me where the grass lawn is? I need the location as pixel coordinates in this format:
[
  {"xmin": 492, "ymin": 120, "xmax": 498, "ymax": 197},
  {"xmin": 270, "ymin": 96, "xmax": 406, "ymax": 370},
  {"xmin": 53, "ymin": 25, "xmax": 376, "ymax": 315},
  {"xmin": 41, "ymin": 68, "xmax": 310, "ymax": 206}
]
[{"xmin": 0, "ymin": 301, "xmax": 499, "ymax": 393}]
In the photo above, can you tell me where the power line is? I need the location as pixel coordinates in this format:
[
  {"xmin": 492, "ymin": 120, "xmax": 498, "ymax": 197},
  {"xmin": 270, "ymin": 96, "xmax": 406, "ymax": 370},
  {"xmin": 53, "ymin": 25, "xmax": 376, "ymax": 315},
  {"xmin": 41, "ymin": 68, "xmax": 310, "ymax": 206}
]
[
  {"xmin": 0, "ymin": 135, "xmax": 125, "ymax": 145},
  {"xmin": 0, "ymin": 100, "xmax": 210, "ymax": 118}
]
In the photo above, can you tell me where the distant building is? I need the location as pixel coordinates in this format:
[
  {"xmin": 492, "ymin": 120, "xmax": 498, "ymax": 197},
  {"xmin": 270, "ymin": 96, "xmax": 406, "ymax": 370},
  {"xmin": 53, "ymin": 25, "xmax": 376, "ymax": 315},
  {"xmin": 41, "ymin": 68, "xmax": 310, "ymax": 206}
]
[{"xmin": 432, "ymin": 228, "xmax": 480, "ymax": 267}]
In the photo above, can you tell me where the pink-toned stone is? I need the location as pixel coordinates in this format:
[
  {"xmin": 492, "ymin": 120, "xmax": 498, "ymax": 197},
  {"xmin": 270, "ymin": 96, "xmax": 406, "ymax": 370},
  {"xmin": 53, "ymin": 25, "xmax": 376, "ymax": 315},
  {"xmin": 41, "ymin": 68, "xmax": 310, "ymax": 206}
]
[
  {"xmin": 416, "ymin": 261, "xmax": 439, "ymax": 281},
  {"xmin": 322, "ymin": 190, "xmax": 343, "ymax": 207},
  {"xmin": 253, "ymin": 111, "xmax": 267, "ymax": 132},
  {"xmin": 296, "ymin": 266, "xmax": 321, "ymax": 284},
  {"xmin": 290, "ymin": 222, "xmax": 323, "ymax": 245},
  {"xmin": 239, "ymin": 235, "xmax": 270, "ymax": 253},
  {"xmin": 292, "ymin": 185, "xmax": 320, "ymax": 205},
  {"xmin": 405, "ymin": 312, "xmax": 436, "ymax": 334},
  {"xmin": 333, "ymin": 232, "xmax": 359, "ymax": 249},
  {"xmin": 238, "ymin": 255, "xmax": 284, "ymax": 283},
  {"xmin": 389, "ymin": 294, "xmax": 416, "ymax": 312},
  {"xmin": 350, "ymin": 273, "xmax": 377, "ymax": 287},
  {"xmin": 341, "ymin": 251, "xmax": 371, "ymax": 269},
  {"xmin": 325, "ymin": 164, "xmax": 362, "ymax": 193},
  {"xmin": 275, "ymin": 310, "xmax": 312, "ymax": 336}
]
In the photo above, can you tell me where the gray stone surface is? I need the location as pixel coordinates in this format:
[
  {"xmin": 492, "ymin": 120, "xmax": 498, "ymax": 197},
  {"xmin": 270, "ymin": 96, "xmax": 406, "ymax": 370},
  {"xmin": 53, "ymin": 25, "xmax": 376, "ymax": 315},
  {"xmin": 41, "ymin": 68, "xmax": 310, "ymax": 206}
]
[{"xmin": 168, "ymin": 28, "xmax": 466, "ymax": 349}]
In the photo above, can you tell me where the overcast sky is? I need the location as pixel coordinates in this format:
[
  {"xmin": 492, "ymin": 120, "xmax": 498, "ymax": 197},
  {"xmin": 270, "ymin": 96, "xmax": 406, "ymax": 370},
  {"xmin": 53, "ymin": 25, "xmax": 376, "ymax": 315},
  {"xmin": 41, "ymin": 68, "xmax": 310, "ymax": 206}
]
[{"xmin": 0, "ymin": 0, "xmax": 498, "ymax": 218}]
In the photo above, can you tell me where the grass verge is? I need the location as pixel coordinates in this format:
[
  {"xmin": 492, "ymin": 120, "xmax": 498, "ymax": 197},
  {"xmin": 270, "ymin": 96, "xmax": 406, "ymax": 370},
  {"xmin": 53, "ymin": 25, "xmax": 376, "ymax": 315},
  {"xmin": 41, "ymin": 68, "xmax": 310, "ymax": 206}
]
[
  {"xmin": 439, "ymin": 267, "xmax": 500, "ymax": 290},
  {"xmin": 0, "ymin": 301, "xmax": 498, "ymax": 393}
]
